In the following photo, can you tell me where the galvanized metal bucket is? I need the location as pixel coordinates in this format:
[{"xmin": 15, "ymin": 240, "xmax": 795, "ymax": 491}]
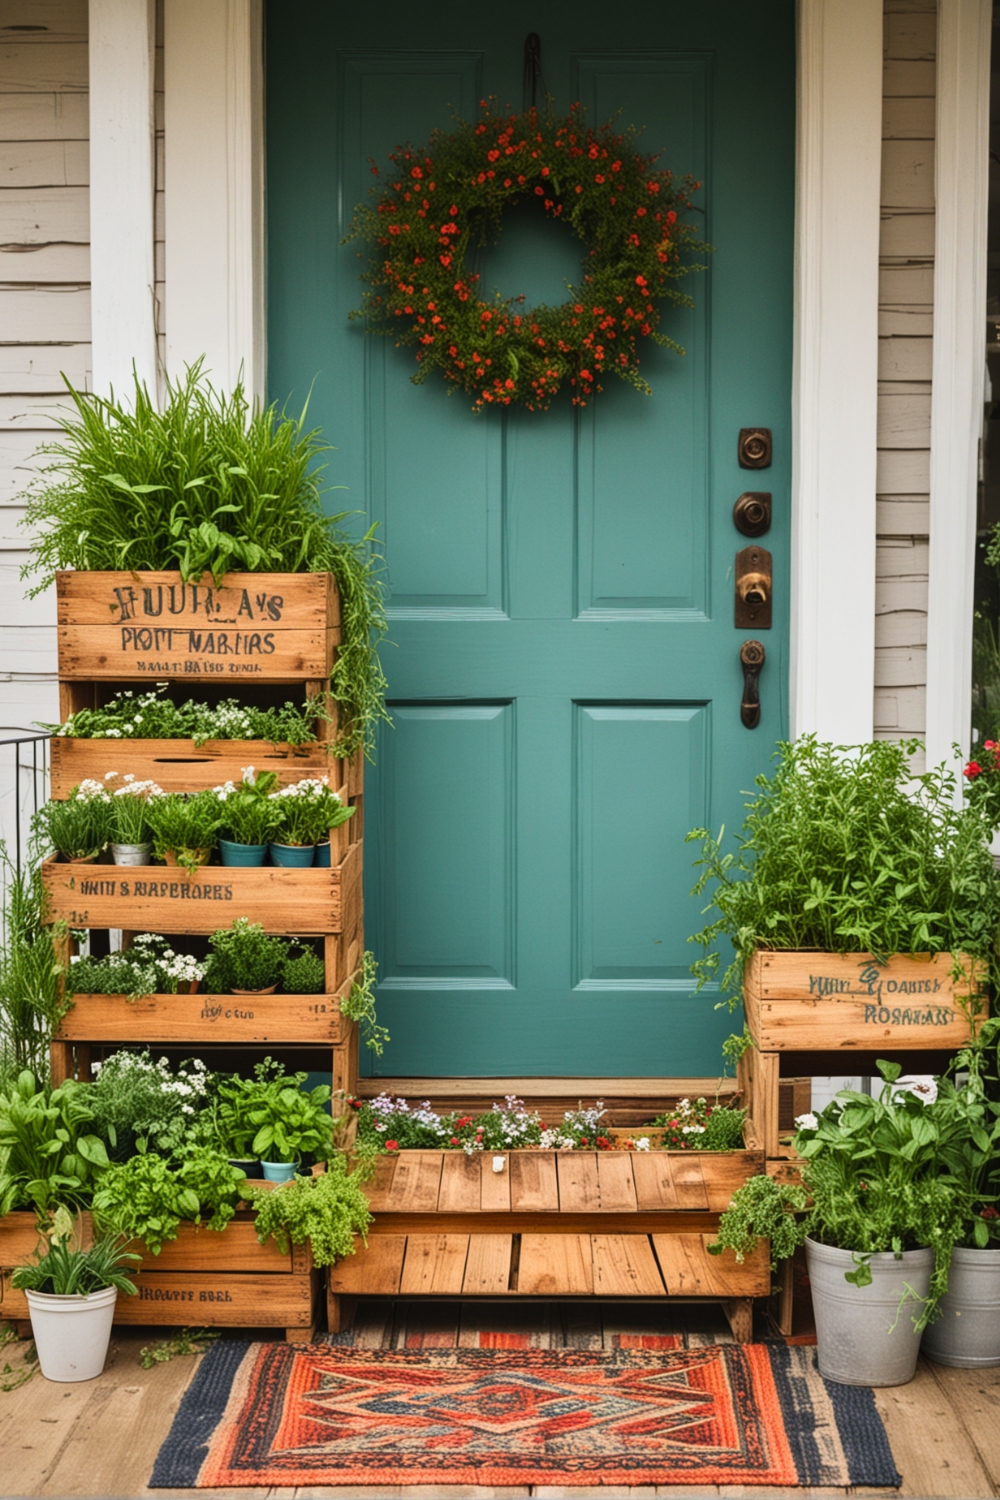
[
  {"xmin": 806, "ymin": 1236, "xmax": 933, "ymax": 1386},
  {"xmin": 922, "ymin": 1246, "xmax": 1000, "ymax": 1368}
]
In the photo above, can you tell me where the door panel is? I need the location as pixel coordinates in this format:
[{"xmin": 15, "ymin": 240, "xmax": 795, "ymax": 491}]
[{"xmin": 266, "ymin": 0, "xmax": 794, "ymax": 1076}]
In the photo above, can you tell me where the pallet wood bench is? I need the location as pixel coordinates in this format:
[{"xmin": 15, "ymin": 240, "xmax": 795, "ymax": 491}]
[{"xmin": 328, "ymin": 1148, "xmax": 770, "ymax": 1342}]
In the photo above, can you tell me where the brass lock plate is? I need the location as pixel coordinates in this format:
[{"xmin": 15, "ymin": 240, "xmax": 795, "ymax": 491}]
[
  {"xmin": 735, "ymin": 545, "xmax": 772, "ymax": 629},
  {"xmin": 738, "ymin": 428, "xmax": 772, "ymax": 469}
]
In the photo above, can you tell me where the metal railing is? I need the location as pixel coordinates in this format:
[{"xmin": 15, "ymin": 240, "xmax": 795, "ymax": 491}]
[{"xmin": 0, "ymin": 728, "xmax": 51, "ymax": 871}]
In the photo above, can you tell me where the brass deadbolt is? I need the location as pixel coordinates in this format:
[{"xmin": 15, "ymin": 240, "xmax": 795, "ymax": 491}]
[
  {"xmin": 738, "ymin": 428, "xmax": 772, "ymax": 469},
  {"xmin": 734, "ymin": 492, "xmax": 771, "ymax": 537},
  {"xmin": 735, "ymin": 546, "xmax": 772, "ymax": 629}
]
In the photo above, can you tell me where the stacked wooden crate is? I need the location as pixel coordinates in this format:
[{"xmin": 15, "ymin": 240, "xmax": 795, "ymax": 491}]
[{"xmin": 37, "ymin": 570, "xmax": 363, "ymax": 1337}]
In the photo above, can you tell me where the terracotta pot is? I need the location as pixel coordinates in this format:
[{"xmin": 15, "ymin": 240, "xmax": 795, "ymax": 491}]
[
  {"xmin": 162, "ymin": 848, "xmax": 212, "ymax": 868},
  {"xmin": 60, "ymin": 853, "xmax": 99, "ymax": 864},
  {"xmin": 230, "ymin": 984, "xmax": 278, "ymax": 996},
  {"xmin": 176, "ymin": 980, "xmax": 201, "ymax": 995}
]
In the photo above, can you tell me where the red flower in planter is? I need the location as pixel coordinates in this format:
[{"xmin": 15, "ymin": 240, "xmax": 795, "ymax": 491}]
[{"xmin": 385, "ymin": 1140, "xmax": 399, "ymax": 1151}]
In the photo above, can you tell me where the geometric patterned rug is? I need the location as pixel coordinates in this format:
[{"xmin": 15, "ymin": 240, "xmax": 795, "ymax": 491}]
[{"xmin": 150, "ymin": 1341, "xmax": 901, "ymax": 1488}]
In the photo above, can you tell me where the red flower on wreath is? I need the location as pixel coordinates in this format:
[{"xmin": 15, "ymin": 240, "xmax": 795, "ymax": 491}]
[{"xmin": 345, "ymin": 100, "xmax": 707, "ymax": 412}]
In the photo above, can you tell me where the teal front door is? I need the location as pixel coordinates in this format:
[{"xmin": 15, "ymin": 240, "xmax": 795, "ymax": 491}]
[{"xmin": 266, "ymin": 1, "xmax": 794, "ymax": 1078}]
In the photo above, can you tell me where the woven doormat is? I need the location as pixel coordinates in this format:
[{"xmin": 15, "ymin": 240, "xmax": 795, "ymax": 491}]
[{"xmin": 150, "ymin": 1339, "xmax": 900, "ymax": 1488}]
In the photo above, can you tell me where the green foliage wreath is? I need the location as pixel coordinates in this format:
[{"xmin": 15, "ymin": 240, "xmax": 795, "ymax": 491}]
[{"xmin": 346, "ymin": 101, "xmax": 707, "ymax": 412}]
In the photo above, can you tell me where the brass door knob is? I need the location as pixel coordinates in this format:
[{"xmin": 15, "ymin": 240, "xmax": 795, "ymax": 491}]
[
  {"xmin": 740, "ymin": 640, "xmax": 765, "ymax": 728},
  {"xmin": 734, "ymin": 546, "xmax": 772, "ymax": 628}
]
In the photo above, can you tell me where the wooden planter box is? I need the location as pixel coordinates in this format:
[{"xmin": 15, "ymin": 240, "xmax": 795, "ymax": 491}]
[
  {"xmin": 41, "ymin": 841, "xmax": 361, "ymax": 935},
  {"xmin": 0, "ymin": 1211, "xmax": 319, "ymax": 1338},
  {"xmin": 56, "ymin": 570, "xmax": 338, "ymax": 683},
  {"xmin": 50, "ymin": 736, "xmax": 344, "ymax": 799},
  {"xmin": 744, "ymin": 950, "xmax": 987, "ymax": 1051},
  {"xmin": 57, "ymin": 979, "xmax": 355, "ymax": 1046}
]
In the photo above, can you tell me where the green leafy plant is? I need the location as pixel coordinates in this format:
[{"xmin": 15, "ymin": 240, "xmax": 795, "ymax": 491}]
[
  {"xmin": 0, "ymin": 848, "xmax": 70, "ymax": 1089},
  {"xmin": 0, "ymin": 1324, "xmax": 37, "ymax": 1390},
  {"xmin": 246, "ymin": 1068, "xmax": 333, "ymax": 1164},
  {"xmin": 0, "ymin": 1071, "xmax": 109, "ymax": 1217},
  {"xmin": 204, "ymin": 918, "xmax": 290, "ymax": 993},
  {"xmin": 104, "ymin": 773, "xmax": 163, "ymax": 845},
  {"xmin": 88, "ymin": 1051, "xmax": 213, "ymax": 1160},
  {"xmin": 145, "ymin": 789, "xmax": 222, "ymax": 870},
  {"xmin": 648, "ymin": 1097, "xmax": 746, "ymax": 1150},
  {"xmin": 20, "ymin": 364, "xmax": 389, "ymax": 757},
  {"xmin": 341, "ymin": 950, "xmax": 389, "ymax": 1055},
  {"xmin": 268, "ymin": 778, "xmax": 355, "ymax": 847},
  {"xmin": 92, "ymin": 1148, "xmax": 246, "ymax": 1254},
  {"xmin": 139, "ymin": 1327, "xmax": 219, "ymax": 1369},
  {"xmin": 283, "ymin": 946, "xmax": 325, "ymax": 994},
  {"xmin": 12, "ymin": 1206, "xmax": 139, "ymax": 1296},
  {"xmin": 688, "ymin": 736, "xmax": 1000, "ymax": 1011},
  {"xmin": 243, "ymin": 1155, "xmax": 372, "ymax": 1266},
  {"xmin": 212, "ymin": 769, "xmax": 281, "ymax": 846},
  {"xmin": 68, "ymin": 936, "xmax": 204, "ymax": 1005},
  {"xmin": 709, "ymin": 1173, "xmax": 808, "ymax": 1267},
  {"xmin": 33, "ymin": 781, "xmax": 112, "ymax": 860},
  {"xmin": 47, "ymin": 686, "xmax": 328, "ymax": 751}
]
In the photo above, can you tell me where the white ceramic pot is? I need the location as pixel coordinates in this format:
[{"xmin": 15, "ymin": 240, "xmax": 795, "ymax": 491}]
[
  {"xmin": 922, "ymin": 1246, "xmax": 1000, "ymax": 1368},
  {"xmin": 806, "ymin": 1237, "xmax": 933, "ymax": 1387},
  {"xmin": 25, "ymin": 1286, "xmax": 117, "ymax": 1382}
]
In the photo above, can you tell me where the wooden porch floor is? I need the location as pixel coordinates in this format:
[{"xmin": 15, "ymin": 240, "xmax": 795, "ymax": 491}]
[{"xmin": 1, "ymin": 1301, "xmax": 1000, "ymax": 1499}]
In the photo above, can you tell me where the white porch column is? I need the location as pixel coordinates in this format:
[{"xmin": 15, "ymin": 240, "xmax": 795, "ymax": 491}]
[
  {"xmin": 924, "ymin": 0, "xmax": 991, "ymax": 774},
  {"xmin": 88, "ymin": 0, "xmax": 158, "ymax": 397},
  {"xmin": 790, "ymin": 0, "xmax": 884, "ymax": 744},
  {"xmin": 163, "ymin": 0, "xmax": 266, "ymax": 399}
]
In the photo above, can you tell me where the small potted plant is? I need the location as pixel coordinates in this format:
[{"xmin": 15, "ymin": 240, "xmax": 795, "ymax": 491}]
[
  {"xmin": 213, "ymin": 768, "xmax": 281, "ymax": 866},
  {"xmin": 283, "ymin": 944, "xmax": 326, "ymax": 994},
  {"xmin": 208, "ymin": 1073, "xmax": 265, "ymax": 1178},
  {"xmin": 711, "ymin": 1062, "xmax": 972, "ymax": 1387},
  {"xmin": 12, "ymin": 1205, "xmax": 139, "ymax": 1382},
  {"xmin": 267, "ymin": 777, "xmax": 354, "ymax": 867},
  {"xmin": 104, "ymin": 771, "xmax": 163, "ymax": 865},
  {"xmin": 33, "ymin": 780, "xmax": 112, "ymax": 863},
  {"xmin": 220, "ymin": 1058, "xmax": 334, "ymax": 1181},
  {"xmin": 204, "ymin": 917, "xmax": 289, "ymax": 995},
  {"xmin": 145, "ymin": 789, "xmax": 222, "ymax": 872}
]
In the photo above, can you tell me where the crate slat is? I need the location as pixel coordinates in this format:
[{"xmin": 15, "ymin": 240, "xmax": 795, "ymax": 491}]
[
  {"xmin": 50, "ymin": 737, "xmax": 346, "ymax": 797},
  {"xmin": 57, "ymin": 979, "xmax": 355, "ymax": 1045}
]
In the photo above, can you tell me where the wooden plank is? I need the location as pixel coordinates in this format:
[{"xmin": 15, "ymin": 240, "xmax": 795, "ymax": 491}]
[
  {"xmin": 361, "ymin": 1152, "xmax": 398, "ymax": 1212},
  {"xmin": 462, "ymin": 1234, "xmax": 513, "ymax": 1294},
  {"xmin": 328, "ymin": 1235, "xmax": 406, "ymax": 1295},
  {"xmin": 518, "ymin": 1234, "xmax": 593, "ymax": 1295},
  {"xmin": 56, "ymin": 984, "xmax": 352, "ymax": 1045},
  {"xmin": 509, "ymin": 1150, "xmax": 559, "ymax": 1211},
  {"xmin": 0, "ymin": 41, "xmax": 89, "ymax": 92},
  {"xmin": 357, "ymin": 1074, "xmax": 731, "ymax": 1100},
  {"xmin": 114, "ymin": 1270, "xmax": 316, "ymax": 1326},
  {"xmin": 744, "ymin": 950, "xmax": 986, "ymax": 1050},
  {"xmin": 0, "ymin": 1208, "xmax": 93, "ymax": 1262},
  {"xmin": 50, "ymin": 735, "xmax": 345, "ymax": 798},
  {"xmin": 653, "ymin": 1233, "xmax": 771, "ymax": 1298},
  {"xmin": 925, "ymin": 1362, "xmax": 1000, "ymax": 1493},
  {"xmin": 631, "ymin": 1152, "xmax": 684, "ymax": 1211},
  {"xmin": 366, "ymin": 1211, "xmax": 721, "ymax": 1236},
  {"xmin": 0, "ymin": 90, "xmax": 90, "ymax": 141},
  {"xmin": 670, "ymin": 1157, "xmax": 710, "ymax": 1210},
  {"xmin": 399, "ymin": 1234, "xmax": 469, "ymax": 1295},
  {"xmin": 383, "ymin": 1150, "xmax": 444, "ymax": 1213},
  {"xmin": 591, "ymin": 1235, "xmax": 665, "ymax": 1297},
  {"xmin": 480, "ymin": 1153, "xmax": 512, "ymax": 1211},
  {"xmin": 555, "ymin": 1152, "xmax": 600, "ymax": 1213},
  {"xmin": 738, "ymin": 1044, "xmax": 781, "ymax": 1158},
  {"xmin": 40, "ymin": 843, "xmax": 360, "ymax": 934},
  {"xmin": 55, "ymin": 570, "xmax": 338, "ymax": 681},
  {"xmin": 131, "ymin": 1219, "xmax": 291, "ymax": 1273},
  {"xmin": 874, "ymin": 1359, "xmax": 996, "ymax": 1499},
  {"xmin": 437, "ymin": 1151, "xmax": 482, "ymax": 1213},
  {"xmin": 595, "ymin": 1153, "xmax": 638, "ymax": 1211}
]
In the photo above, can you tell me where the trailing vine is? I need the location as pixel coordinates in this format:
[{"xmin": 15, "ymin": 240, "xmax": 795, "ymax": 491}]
[
  {"xmin": 346, "ymin": 100, "xmax": 707, "ymax": 411},
  {"xmin": 341, "ymin": 951, "xmax": 389, "ymax": 1056}
]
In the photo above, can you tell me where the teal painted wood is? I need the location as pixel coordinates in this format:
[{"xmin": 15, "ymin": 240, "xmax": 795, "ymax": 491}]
[{"xmin": 265, "ymin": 0, "xmax": 794, "ymax": 1077}]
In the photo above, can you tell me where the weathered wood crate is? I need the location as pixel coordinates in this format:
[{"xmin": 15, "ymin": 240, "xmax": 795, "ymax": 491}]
[
  {"xmin": 328, "ymin": 1146, "xmax": 769, "ymax": 1342},
  {"xmin": 56, "ymin": 570, "xmax": 338, "ymax": 683},
  {"xmin": 50, "ymin": 737, "xmax": 341, "ymax": 798},
  {"xmin": 0, "ymin": 1212, "xmax": 320, "ymax": 1340},
  {"xmin": 57, "ymin": 979, "xmax": 356, "ymax": 1047},
  {"xmin": 41, "ymin": 841, "xmax": 362, "ymax": 935},
  {"xmin": 744, "ymin": 950, "xmax": 987, "ymax": 1052}
]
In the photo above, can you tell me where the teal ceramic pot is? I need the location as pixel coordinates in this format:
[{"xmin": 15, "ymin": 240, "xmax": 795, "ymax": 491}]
[
  {"xmin": 260, "ymin": 1160, "xmax": 298, "ymax": 1182},
  {"xmin": 219, "ymin": 838, "xmax": 268, "ymax": 867},
  {"xmin": 314, "ymin": 840, "xmax": 331, "ymax": 867},
  {"xmin": 269, "ymin": 842, "xmax": 315, "ymax": 867}
]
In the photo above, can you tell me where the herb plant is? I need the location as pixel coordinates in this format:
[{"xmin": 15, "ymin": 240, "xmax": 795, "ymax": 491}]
[
  {"xmin": 68, "ymin": 935, "xmax": 204, "ymax": 1003},
  {"xmin": 212, "ymin": 769, "xmax": 281, "ymax": 846},
  {"xmin": 88, "ymin": 1051, "xmax": 213, "ymax": 1160},
  {"xmin": 341, "ymin": 950, "xmax": 389, "ymax": 1055},
  {"xmin": 33, "ymin": 780, "xmax": 112, "ymax": 860},
  {"xmin": 12, "ymin": 1207, "xmax": 138, "ymax": 1296},
  {"xmin": 92, "ymin": 1148, "xmax": 247, "ymax": 1254},
  {"xmin": 650, "ymin": 1098, "xmax": 746, "ymax": 1151},
  {"xmin": 244, "ymin": 1067, "xmax": 333, "ymax": 1164},
  {"xmin": 204, "ymin": 918, "xmax": 289, "ymax": 992},
  {"xmin": 0, "ymin": 1071, "xmax": 109, "ymax": 1217},
  {"xmin": 283, "ymin": 946, "xmax": 325, "ymax": 994},
  {"xmin": 20, "ymin": 364, "xmax": 389, "ymax": 757},
  {"xmin": 268, "ymin": 778, "xmax": 354, "ymax": 846},
  {"xmin": 354, "ymin": 1093, "xmax": 452, "ymax": 1151},
  {"xmin": 145, "ymin": 789, "xmax": 222, "ymax": 870},
  {"xmin": 243, "ymin": 1155, "xmax": 372, "ymax": 1266},
  {"xmin": 0, "ymin": 849, "xmax": 69, "ymax": 1088},
  {"xmin": 48, "ymin": 686, "xmax": 327, "ymax": 751},
  {"xmin": 709, "ymin": 1173, "xmax": 808, "ymax": 1268},
  {"xmin": 104, "ymin": 773, "xmax": 163, "ymax": 845},
  {"xmin": 688, "ymin": 737, "xmax": 1000, "ymax": 1010}
]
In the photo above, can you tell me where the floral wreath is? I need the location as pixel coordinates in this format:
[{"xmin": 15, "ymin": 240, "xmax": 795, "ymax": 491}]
[{"xmin": 345, "ymin": 101, "xmax": 707, "ymax": 412}]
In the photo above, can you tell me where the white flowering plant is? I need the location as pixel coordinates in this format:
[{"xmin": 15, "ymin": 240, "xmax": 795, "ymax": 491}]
[
  {"xmin": 104, "ymin": 771, "xmax": 164, "ymax": 845},
  {"xmin": 268, "ymin": 778, "xmax": 355, "ymax": 847},
  {"xmin": 213, "ymin": 768, "xmax": 281, "ymax": 846},
  {"xmin": 88, "ymin": 1049, "xmax": 214, "ymax": 1160},
  {"xmin": 33, "ymin": 779, "xmax": 113, "ymax": 859},
  {"xmin": 45, "ymin": 683, "xmax": 327, "ymax": 750},
  {"xmin": 650, "ymin": 1097, "xmax": 747, "ymax": 1151},
  {"xmin": 69, "ymin": 932, "xmax": 205, "ymax": 1002}
]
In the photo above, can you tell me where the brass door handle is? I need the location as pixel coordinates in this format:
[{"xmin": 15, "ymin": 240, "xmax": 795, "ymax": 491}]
[
  {"xmin": 740, "ymin": 640, "xmax": 765, "ymax": 728},
  {"xmin": 735, "ymin": 545, "xmax": 772, "ymax": 628}
]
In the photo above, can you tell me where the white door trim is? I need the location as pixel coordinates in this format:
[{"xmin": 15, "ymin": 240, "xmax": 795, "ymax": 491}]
[
  {"xmin": 163, "ymin": 0, "xmax": 266, "ymax": 399},
  {"xmin": 790, "ymin": 0, "xmax": 884, "ymax": 744},
  {"xmin": 88, "ymin": 0, "xmax": 158, "ymax": 398},
  {"xmin": 924, "ymin": 0, "xmax": 991, "ymax": 775}
]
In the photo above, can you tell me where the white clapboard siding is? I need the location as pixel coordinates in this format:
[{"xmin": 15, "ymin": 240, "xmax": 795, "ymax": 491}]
[
  {"xmin": 0, "ymin": 242, "xmax": 90, "ymax": 281},
  {"xmin": 0, "ymin": 137, "xmax": 88, "ymax": 186},
  {"xmin": 0, "ymin": 392, "xmax": 75, "ymax": 428},
  {"xmin": 875, "ymin": 646, "xmax": 928, "ymax": 686},
  {"xmin": 0, "ymin": 43, "xmax": 88, "ymax": 93},
  {"xmin": 876, "ymin": 496, "xmax": 929, "ymax": 533},
  {"xmin": 876, "ymin": 447, "xmax": 931, "ymax": 493},
  {"xmin": 0, "ymin": 92, "xmax": 88, "ymax": 139},
  {"xmin": 0, "ymin": 343, "xmax": 91, "ymax": 393},
  {"xmin": 0, "ymin": 430, "xmax": 50, "ymax": 499},
  {"xmin": 0, "ymin": 185, "xmax": 89, "ymax": 240},
  {"xmin": 876, "ymin": 608, "xmax": 928, "ymax": 647},
  {"xmin": 0, "ymin": 286, "xmax": 90, "ymax": 342},
  {"xmin": 883, "ymin": 96, "xmax": 936, "ymax": 137},
  {"xmin": 0, "ymin": 564, "xmax": 56, "ymax": 628}
]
